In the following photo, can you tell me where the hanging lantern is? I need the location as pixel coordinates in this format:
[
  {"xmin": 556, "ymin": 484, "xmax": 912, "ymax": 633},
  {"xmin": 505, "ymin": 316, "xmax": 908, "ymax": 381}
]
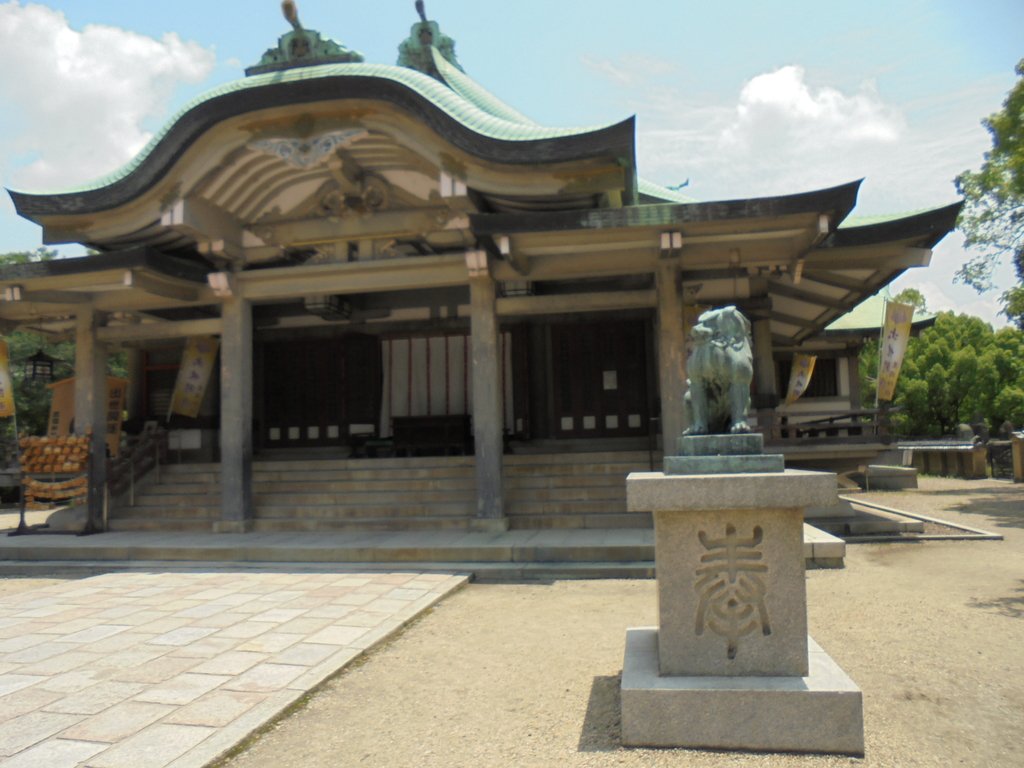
[{"xmin": 24, "ymin": 349, "xmax": 57, "ymax": 383}]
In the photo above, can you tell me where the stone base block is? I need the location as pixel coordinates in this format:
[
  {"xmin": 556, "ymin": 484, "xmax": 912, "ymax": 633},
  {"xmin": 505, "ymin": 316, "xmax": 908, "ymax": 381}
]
[
  {"xmin": 664, "ymin": 453, "xmax": 784, "ymax": 475},
  {"xmin": 212, "ymin": 519, "xmax": 255, "ymax": 534},
  {"xmin": 621, "ymin": 628, "xmax": 864, "ymax": 755},
  {"xmin": 678, "ymin": 433, "xmax": 764, "ymax": 456}
]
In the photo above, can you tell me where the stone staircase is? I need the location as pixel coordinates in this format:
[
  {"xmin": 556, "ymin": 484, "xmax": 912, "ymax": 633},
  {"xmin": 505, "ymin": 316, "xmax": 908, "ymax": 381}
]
[
  {"xmin": 504, "ymin": 451, "xmax": 656, "ymax": 529},
  {"xmin": 110, "ymin": 456, "xmax": 479, "ymax": 533},
  {"xmin": 110, "ymin": 451, "xmax": 657, "ymax": 533}
]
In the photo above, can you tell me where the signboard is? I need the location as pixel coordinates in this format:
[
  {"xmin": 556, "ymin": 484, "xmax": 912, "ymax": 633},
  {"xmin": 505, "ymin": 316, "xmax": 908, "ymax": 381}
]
[
  {"xmin": 785, "ymin": 354, "xmax": 817, "ymax": 404},
  {"xmin": 876, "ymin": 301, "xmax": 914, "ymax": 403},
  {"xmin": 169, "ymin": 337, "xmax": 219, "ymax": 419},
  {"xmin": 0, "ymin": 341, "xmax": 15, "ymax": 418},
  {"xmin": 47, "ymin": 377, "xmax": 129, "ymax": 457}
]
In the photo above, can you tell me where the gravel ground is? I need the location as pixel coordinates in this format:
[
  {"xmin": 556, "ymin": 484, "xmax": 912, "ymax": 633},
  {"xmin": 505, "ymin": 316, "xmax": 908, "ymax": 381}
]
[
  {"xmin": 4, "ymin": 477, "xmax": 1021, "ymax": 768},
  {"xmin": 213, "ymin": 477, "xmax": 1023, "ymax": 768}
]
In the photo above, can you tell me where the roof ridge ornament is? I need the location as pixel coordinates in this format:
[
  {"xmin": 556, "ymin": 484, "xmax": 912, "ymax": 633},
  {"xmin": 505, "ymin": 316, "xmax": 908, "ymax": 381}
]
[
  {"xmin": 246, "ymin": 1, "xmax": 364, "ymax": 77},
  {"xmin": 398, "ymin": 1, "xmax": 464, "ymax": 79}
]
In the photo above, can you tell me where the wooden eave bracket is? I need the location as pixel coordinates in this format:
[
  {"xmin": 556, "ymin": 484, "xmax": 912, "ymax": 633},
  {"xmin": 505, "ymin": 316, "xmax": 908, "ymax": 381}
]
[
  {"xmin": 464, "ymin": 249, "xmax": 491, "ymax": 279},
  {"xmin": 1, "ymin": 284, "xmax": 91, "ymax": 305},
  {"xmin": 122, "ymin": 269, "xmax": 199, "ymax": 302},
  {"xmin": 208, "ymin": 272, "xmax": 237, "ymax": 299},
  {"xmin": 660, "ymin": 231, "xmax": 683, "ymax": 258},
  {"xmin": 486, "ymin": 235, "xmax": 528, "ymax": 276},
  {"xmin": 161, "ymin": 197, "xmax": 244, "ymax": 262}
]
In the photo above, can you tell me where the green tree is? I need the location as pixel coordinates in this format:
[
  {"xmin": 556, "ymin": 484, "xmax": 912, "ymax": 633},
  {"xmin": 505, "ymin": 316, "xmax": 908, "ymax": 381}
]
[
  {"xmin": 955, "ymin": 59, "xmax": 1024, "ymax": 328},
  {"xmin": 861, "ymin": 311, "xmax": 1024, "ymax": 437}
]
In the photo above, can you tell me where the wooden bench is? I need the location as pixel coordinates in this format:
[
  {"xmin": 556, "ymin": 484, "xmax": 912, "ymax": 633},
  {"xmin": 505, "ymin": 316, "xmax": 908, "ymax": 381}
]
[{"xmin": 392, "ymin": 415, "xmax": 472, "ymax": 457}]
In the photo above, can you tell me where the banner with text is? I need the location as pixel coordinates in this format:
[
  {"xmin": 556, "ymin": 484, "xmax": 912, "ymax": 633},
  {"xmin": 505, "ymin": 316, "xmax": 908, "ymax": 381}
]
[
  {"xmin": 169, "ymin": 337, "xmax": 219, "ymax": 419},
  {"xmin": 0, "ymin": 341, "xmax": 14, "ymax": 418},
  {"xmin": 876, "ymin": 301, "xmax": 914, "ymax": 403},
  {"xmin": 785, "ymin": 354, "xmax": 817, "ymax": 404}
]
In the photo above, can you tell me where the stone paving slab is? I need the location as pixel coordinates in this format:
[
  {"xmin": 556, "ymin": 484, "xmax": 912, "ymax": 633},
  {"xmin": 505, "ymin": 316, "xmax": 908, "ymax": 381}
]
[{"xmin": 0, "ymin": 569, "xmax": 467, "ymax": 767}]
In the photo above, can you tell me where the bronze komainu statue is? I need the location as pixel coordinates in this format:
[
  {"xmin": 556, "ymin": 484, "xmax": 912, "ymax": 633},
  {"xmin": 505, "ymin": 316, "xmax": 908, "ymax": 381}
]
[{"xmin": 684, "ymin": 306, "xmax": 754, "ymax": 435}]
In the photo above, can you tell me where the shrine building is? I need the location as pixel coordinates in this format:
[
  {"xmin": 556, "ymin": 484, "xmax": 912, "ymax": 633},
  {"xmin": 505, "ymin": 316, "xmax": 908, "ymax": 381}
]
[{"xmin": 2, "ymin": 6, "xmax": 960, "ymax": 533}]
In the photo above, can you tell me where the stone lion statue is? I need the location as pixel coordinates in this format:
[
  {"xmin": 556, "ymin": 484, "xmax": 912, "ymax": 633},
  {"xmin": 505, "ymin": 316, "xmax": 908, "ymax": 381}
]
[{"xmin": 684, "ymin": 305, "xmax": 754, "ymax": 435}]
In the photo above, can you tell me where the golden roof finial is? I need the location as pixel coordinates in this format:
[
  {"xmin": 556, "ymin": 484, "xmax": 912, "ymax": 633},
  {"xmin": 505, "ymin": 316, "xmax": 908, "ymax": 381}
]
[{"xmin": 282, "ymin": 0, "xmax": 303, "ymax": 32}]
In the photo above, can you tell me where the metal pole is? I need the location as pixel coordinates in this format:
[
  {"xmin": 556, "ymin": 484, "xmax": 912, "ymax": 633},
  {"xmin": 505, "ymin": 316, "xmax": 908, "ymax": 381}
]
[{"xmin": 9, "ymin": 410, "xmax": 29, "ymax": 536}]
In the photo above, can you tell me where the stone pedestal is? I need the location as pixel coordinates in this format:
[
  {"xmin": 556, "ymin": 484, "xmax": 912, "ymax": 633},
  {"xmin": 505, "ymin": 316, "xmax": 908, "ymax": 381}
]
[{"xmin": 621, "ymin": 434, "xmax": 864, "ymax": 755}]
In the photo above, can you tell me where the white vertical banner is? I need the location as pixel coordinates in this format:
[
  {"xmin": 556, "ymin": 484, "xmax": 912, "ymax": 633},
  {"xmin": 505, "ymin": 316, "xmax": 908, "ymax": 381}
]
[{"xmin": 378, "ymin": 332, "xmax": 513, "ymax": 437}]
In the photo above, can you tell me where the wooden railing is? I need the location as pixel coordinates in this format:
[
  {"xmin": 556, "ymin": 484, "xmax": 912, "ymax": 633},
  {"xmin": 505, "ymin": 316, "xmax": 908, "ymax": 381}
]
[
  {"xmin": 772, "ymin": 408, "xmax": 897, "ymax": 443},
  {"xmin": 107, "ymin": 429, "xmax": 169, "ymax": 508}
]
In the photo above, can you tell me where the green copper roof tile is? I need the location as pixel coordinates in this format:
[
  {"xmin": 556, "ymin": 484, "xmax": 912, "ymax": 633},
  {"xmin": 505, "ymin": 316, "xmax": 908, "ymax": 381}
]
[
  {"xmin": 637, "ymin": 178, "xmax": 699, "ymax": 204},
  {"xmin": 16, "ymin": 62, "xmax": 617, "ymax": 198},
  {"xmin": 839, "ymin": 205, "xmax": 948, "ymax": 229},
  {"xmin": 433, "ymin": 49, "xmax": 536, "ymax": 125},
  {"xmin": 826, "ymin": 290, "xmax": 935, "ymax": 332}
]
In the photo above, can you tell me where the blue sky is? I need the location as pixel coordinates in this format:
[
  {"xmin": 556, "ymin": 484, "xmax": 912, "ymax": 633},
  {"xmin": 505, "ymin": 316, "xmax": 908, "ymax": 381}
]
[{"xmin": 1, "ymin": 0, "xmax": 1021, "ymax": 324}]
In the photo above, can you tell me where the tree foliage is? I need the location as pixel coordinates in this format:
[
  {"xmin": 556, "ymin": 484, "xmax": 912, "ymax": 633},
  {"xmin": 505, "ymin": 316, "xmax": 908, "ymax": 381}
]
[
  {"xmin": 955, "ymin": 59, "xmax": 1024, "ymax": 328},
  {"xmin": 0, "ymin": 249, "xmax": 127, "ymax": 443},
  {"xmin": 860, "ymin": 309, "xmax": 1024, "ymax": 437}
]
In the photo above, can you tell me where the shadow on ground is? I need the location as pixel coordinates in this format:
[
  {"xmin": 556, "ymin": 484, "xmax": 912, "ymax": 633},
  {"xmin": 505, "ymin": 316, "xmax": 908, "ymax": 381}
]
[
  {"xmin": 917, "ymin": 484, "xmax": 1024, "ymax": 529},
  {"xmin": 969, "ymin": 579, "xmax": 1024, "ymax": 619},
  {"xmin": 578, "ymin": 674, "xmax": 622, "ymax": 752}
]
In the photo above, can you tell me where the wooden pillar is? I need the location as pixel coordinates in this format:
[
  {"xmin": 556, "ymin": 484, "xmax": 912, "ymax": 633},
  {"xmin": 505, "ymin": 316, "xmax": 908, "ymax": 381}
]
[
  {"xmin": 656, "ymin": 259, "xmax": 687, "ymax": 451},
  {"xmin": 751, "ymin": 318, "xmax": 778, "ymax": 437},
  {"xmin": 467, "ymin": 251, "xmax": 504, "ymax": 520},
  {"xmin": 846, "ymin": 351, "xmax": 862, "ymax": 410},
  {"xmin": 217, "ymin": 295, "xmax": 253, "ymax": 533},
  {"xmin": 1012, "ymin": 434, "xmax": 1023, "ymax": 483},
  {"xmin": 75, "ymin": 309, "xmax": 108, "ymax": 533}
]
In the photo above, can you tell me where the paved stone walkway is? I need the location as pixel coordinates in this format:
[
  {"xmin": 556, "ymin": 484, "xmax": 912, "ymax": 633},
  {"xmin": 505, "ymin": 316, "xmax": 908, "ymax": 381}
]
[{"xmin": 0, "ymin": 569, "xmax": 467, "ymax": 767}]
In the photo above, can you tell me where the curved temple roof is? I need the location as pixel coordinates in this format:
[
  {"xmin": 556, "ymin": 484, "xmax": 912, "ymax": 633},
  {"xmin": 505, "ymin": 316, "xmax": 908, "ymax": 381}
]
[
  {"xmin": 9, "ymin": 57, "xmax": 636, "ymax": 219},
  {"xmin": 1, "ymin": 7, "xmax": 962, "ymax": 347}
]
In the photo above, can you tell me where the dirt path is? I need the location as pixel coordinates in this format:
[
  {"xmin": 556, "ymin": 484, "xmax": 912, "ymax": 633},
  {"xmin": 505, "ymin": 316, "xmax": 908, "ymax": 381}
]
[{"xmin": 212, "ymin": 478, "xmax": 1023, "ymax": 768}]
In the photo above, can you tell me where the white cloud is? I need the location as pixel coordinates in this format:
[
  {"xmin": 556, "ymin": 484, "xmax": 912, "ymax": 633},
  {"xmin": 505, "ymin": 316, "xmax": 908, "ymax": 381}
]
[
  {"xmin": 633, "ymin": 65, "xmax": 919, "ymax": 203},
  {"xmin": 0, "ymin": 1, "xmax": 215, "ymax": 191},
  {"xmin": 723, "ymin": 66, "xmax": 904, "ymax": 148},
  {"xmin": 580, "ymin": 53, "xmax": 677, "ymax": 88}
]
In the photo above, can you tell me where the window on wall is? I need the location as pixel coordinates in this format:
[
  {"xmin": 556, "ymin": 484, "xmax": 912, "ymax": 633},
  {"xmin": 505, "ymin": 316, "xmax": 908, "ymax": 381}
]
[{"xmin": 776, "ymin": 358, "xmax": 839, "ymax": 398}]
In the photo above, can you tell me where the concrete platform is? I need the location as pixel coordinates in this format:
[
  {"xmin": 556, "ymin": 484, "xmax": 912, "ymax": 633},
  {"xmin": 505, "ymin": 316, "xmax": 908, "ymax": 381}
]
[
  {"xmin": 621, "ymin": 628, "xmax": 864, "ymax": 755},
  {"xmin": 0, "ymin": 525, "xmax": 847, "ymax": 577}
]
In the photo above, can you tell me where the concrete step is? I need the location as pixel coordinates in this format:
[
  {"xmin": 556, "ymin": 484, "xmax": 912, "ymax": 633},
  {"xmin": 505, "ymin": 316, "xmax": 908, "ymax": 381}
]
[
  {"xmin": 506, "ymin": 500, "xmax": 635, "ymax": 515},
  {"xmin": 504, "ymin": 474, "xmax": 628, "ymax": 489},
  {"xmin": 254, "ymin": 456, "xmax": 477, "ymax": 471},
  {"xmin": 505, "ymin": 486, "xmax": 627, "ymax": 502},
  {"xmin": 253, "ymin": 478, "xmax": 477, "ymax": 494},
  {"xmin": 132, "ymin": 494, "xmax": 221, "ymax": 507},
  {"xmin": 254, "ymin": 503, "xmax": 475, "ymax": 519},
  {"xmin": 107, "ymin": 518, "xmax": 213, "ymax": 532},
  {"xmin": 0, "ymin": 525, "xmax": 843, "ymax": 570},
  {"xmin": 253, "ymin": 490, "xmax": 475, "ymax": 506},
  {"xmin": 149, "ymin": 471, "xmax": 221, "ymax": 484},
  {"xmin": 252, "ymin": 467, "xmax": 476, "ymax": 483},
  {"xmin": 136, "ymin": 483, "xmax": 220, "ymax": 495},
  {"xmin": 252, "ymin": 517, "xmax": 484, "ymax": 533},
  {"xmin": 505, "ymin": 451, "xmax": 652, "ymax": 465},
  {"xmin": 111, "ymin": 505, "xmax": 220, "ymax": 520},
  {"xmin": 508, "ymin": 513, "xmax": 652, "ymax": 530},
  {"xmin": 502, "ymin": 463, "xmax": 650, "ymax": 478}
]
